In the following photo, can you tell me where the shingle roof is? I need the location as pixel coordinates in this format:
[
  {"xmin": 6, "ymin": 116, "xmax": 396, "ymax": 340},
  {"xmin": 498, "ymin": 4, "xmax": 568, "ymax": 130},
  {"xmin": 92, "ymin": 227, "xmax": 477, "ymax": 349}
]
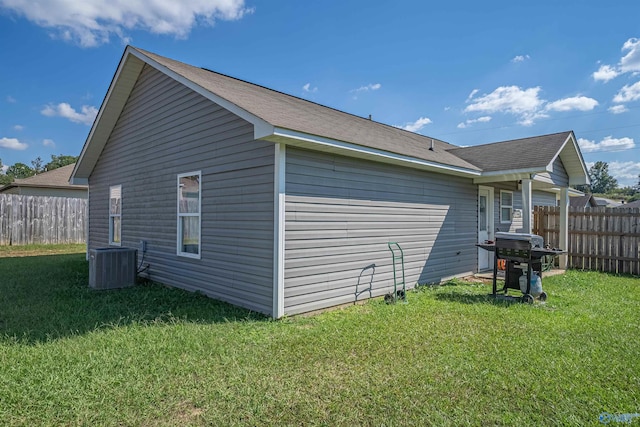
[
  {"xmin": 570, "ymin": 194, "xmax": 597, "ymax": 208},
  {"xmin": 10, "ymin": 163, "xmax": 86, "ymax": 189},
  {"xmin": 135, "ymin": 48, "xmax": 481, "ymax": 172},
  {"xmin": 447, "ymin": 132, "xmax": 572, "ymax": 172},
  {"xmin": 72, "ymin": 46, "xmax": 589, "ymax": 185},
  {"xmin": 620, "ymin": 199, "xmax": 640, "ymax": 209}
]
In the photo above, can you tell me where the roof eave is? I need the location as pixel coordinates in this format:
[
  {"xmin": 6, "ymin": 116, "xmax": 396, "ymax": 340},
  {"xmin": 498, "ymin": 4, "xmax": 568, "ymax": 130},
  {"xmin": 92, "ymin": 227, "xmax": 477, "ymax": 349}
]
[
  {"xmin": 266, "ymin": 127, "xmax": 482, "ymax": 178},
  {"xmin": 472, "ymin": 167, "xmax": 543, "ymax": 184},
  {"xmin": 548, "ymin": 131, "xmax": 590, "ymax": 185},
  {"xmin": 72, "ymin": 46, "xmax": 146, "ymax": 182}
]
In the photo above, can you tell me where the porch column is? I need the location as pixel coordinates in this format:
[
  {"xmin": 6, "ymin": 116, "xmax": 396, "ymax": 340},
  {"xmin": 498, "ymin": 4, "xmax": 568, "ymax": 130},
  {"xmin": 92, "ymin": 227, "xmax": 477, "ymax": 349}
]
[
  {"xmin": 521, "ymin": 178, "xmax": 532, "ymax": 234},
  {"xmin": 559, "ymin": 187, "xmax": 569, "ymax": 269}
]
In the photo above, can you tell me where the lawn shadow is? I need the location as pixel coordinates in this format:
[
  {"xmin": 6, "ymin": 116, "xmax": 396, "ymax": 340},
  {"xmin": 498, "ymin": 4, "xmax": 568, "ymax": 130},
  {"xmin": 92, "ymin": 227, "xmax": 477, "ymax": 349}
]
[
  {"xmin": 0, "ymin": 253, "xmax": 268, "ymax": 344},
  {"xmin": 434, "ymin": 290, "xmax": 524, "ymax": 306}
]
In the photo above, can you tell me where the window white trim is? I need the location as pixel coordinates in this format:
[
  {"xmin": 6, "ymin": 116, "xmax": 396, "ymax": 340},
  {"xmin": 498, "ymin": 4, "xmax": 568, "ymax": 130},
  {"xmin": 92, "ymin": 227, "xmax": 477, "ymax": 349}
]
[
  {"xmin": 109, "ymin": 185, "xmax": 122, "ymax": 246},
  {"xmin": 500, "ymin": 190, "xmax": 513, "ymax": 224},
  {"xmin": 177, "ymin": 171, "xmax": 202, "ymax": 259}
]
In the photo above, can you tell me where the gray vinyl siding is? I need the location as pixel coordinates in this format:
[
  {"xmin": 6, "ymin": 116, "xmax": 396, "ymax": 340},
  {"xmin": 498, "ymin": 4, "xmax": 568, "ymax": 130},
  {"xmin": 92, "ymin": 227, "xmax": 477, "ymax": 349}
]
[
  {"xmin": 532, "ymin": 190, "xmax": 557, "ymax": 207},
  {"xmin": 536, "ymin": 157, "xmax": 569, "ymax": 187},
  {"xmin": 284, "ymin": 148, "xmax": 477, "ymax": 315},
  {"xmin": 492, "ymin": 182, "xmax": 523, "ymax": 233},
  {"xmin": 89, "ymin": 65, "xmax": 275, "ymax": 315}
]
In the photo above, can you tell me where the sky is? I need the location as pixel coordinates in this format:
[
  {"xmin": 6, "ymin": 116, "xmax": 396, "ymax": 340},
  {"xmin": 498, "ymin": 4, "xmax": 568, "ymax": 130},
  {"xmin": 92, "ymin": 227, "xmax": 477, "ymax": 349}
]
[{"xmin": 1, "ymin": 0, "xmax": 639, "ymax": 187}]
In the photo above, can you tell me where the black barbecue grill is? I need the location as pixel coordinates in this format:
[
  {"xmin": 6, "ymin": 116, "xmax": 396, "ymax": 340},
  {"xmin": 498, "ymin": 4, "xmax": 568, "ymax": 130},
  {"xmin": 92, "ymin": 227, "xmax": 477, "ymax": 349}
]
[{"xmin": 477, "ymin": 232, "xmax": 564, "ymax": 303}]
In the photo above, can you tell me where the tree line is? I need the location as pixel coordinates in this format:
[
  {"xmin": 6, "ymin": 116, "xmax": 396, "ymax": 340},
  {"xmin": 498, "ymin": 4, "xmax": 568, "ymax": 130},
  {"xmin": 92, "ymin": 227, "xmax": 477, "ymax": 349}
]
[
  {"xmin": 575, "ymin": 161, "xmax": 640, "ymax": 202},
  {"xmin": 0, "ymin": 155, "xmax": 78, "ymax": 186}
]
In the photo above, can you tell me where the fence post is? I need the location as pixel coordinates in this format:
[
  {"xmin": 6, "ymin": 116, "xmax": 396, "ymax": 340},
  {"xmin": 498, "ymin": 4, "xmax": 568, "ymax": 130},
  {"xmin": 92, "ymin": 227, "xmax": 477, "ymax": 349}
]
[{"xmin": 559, "ymin": 188, "xmax": 569, "ymax": 269}]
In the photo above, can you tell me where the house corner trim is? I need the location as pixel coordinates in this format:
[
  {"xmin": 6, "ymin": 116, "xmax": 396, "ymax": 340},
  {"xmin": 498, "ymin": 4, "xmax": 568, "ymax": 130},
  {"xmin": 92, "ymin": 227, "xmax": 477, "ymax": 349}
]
[{"xmin": 273, "ymin": 143, "xmax": 286, "ymax": 318}]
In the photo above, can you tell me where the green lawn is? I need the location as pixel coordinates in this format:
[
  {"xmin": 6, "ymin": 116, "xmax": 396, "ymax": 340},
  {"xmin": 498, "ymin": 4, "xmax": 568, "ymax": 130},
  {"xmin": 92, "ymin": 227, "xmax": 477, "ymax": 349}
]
[{"xmin": 0, "ymin": 246, "xmax": 638, "ymax": 426}]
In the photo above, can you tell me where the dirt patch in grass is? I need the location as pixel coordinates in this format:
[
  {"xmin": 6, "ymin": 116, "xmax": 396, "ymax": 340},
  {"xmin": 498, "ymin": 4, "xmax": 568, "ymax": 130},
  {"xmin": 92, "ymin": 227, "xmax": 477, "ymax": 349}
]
[{"xmin": 0, "ymin": 243, "xmax": 85, "ymax": 258}]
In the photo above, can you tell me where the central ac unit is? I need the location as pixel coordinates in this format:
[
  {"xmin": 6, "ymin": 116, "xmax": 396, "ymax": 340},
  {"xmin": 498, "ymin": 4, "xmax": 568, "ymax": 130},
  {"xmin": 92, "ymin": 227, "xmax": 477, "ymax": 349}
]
[{"xmin": 89, "ymin": 247, "xmax": 137, "ymax": 289}]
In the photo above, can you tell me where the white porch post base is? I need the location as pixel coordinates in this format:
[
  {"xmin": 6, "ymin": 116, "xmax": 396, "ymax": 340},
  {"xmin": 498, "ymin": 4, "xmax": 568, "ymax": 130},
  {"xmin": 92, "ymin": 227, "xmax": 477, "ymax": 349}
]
[{"xmin": 559, "ymin": 187, "xmax": 569, "ymax": 269}]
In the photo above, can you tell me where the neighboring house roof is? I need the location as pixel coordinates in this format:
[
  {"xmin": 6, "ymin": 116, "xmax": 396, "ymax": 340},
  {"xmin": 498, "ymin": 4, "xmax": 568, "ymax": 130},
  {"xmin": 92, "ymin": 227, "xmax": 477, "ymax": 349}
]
[
  {"xmin": 594, "ymin": 197, "xmax": 623, "ymax": 207},
  {"xmin": 620, "ymin": 199, "xmax": 640, "ymax": 208},
  {"xmin": 71, "ymin": 46, "xmax": 590, "ymax": 187},
  {"xmin": 569, "ymin": 194, "xmax": 598, "ymax": 208},
  {"xmin": 0, "ymin": 163, "xmax": 87, "ymax": 193}
]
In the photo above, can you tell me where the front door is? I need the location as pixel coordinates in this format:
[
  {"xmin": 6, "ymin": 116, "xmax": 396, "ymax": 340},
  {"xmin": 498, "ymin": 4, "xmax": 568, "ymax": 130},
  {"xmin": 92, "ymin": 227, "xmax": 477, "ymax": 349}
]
[{"xmin": 478, "ymin": 186, "xmax": 494, "ymax": 271}]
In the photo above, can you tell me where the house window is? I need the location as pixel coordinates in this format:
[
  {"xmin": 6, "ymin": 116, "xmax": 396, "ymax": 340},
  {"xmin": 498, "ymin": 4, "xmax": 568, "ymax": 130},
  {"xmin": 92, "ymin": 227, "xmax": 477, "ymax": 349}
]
[
  {"xmin": 500, "ymin": 190, "xmax": 513, "ymax": 223},
  {"xmin": 109, "ymin": 185, "xmax": 122, "ymax": 245},
  {"xmin": 177, "ymin": 172, "xmax": 201, "ymax": 258}
]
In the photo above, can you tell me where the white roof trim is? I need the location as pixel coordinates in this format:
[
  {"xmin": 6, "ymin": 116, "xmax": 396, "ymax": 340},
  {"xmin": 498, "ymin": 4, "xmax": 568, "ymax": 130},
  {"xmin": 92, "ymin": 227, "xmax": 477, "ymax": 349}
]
[
  {"xmin": 269, "ymin": 127, "xmax": 483, "ymax": 177},
  {"xmin": 550, "ymin": 132, "xmax": 590, "ymax": 185},
  {"xmin": 72, "ymin": 50, "xmax": 145, "ymax": 183}
]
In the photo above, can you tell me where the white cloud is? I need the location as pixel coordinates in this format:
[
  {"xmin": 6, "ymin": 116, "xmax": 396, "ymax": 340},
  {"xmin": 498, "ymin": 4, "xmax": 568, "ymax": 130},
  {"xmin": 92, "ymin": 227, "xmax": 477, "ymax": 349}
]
[
  {"xmin": 545, "ymin": 96, "xmax": 599, "ymax": 112},
  {"xmin": 465, "ymin": 86, "xmax": 544, "ymax": 115},
  {"xmin": 464, "ymin": 86, "xmax": 546, "ymax": 126},
  {"xmin": 0, "ymin": 137, "xmax": 28, "ymax": 150},
  {"xmin": 13, "ymin": 124, "xmax": 24, "ymax": 131},
  {"xmin": 620, "ymin": 38, "xmax": 640, "ymax": 73},
  {"xmin": 397, "ymin": 117, "xmax": 432, "ymax": 133},
  {"xmin": 578, "ymin": 136, "xmax": 635, "ymax": 153},
  {"xmin": 612, "ymin": 81, "xmax": 640, "ymax": 103},
  {"xmin": 511, "ymin": 54, "xmax": 530, "ymax": 63},
  {"xmin": 352, "ymin": 83, "xmax": 381, "ymax": 93},
  {"xmin": 6, "ymin": 95, "xmax": 16, "ymax": 103},
  {"xmin": 41, "ymin": 103, "xmax": 98, "ymax": 125},
  {"xmin": 592, "ymin": 64, "xmax": 620, "ymax": 82},
  {"xmin": 1, "ymin": 164, "xmax": 7, "ymax": 173},
  {"xmin": 608, "ymin": 161, "xmax": 640, "ymax": 187},
  {"xmin": 464, "ymin": 86, "xmax": 602, "ymax": 126},
  {"xmin": 302, "ymin": 83, "xmax": 317, "ymax": 93},
  {"xmin": 592, "ymin": 38, "xmax": 640, "ymax": 82},
  {"xmin": 43, "ymin": 139, "xmax": 55, "ymax": 147},
  {"xmin": 608, "ymin": 105, "xmax": 628, "ymax": 114},
  {"xmin": 350, "ymin": 83, "xmax": 381, "ymax": 100},
  {"xmin": 466, "ymin": 89, "xmax": 479, "ymax": 102},
  {"xmin": 0, "ymin": 0, "xmax": 252, "ymax": 47},
  {"xmin": 457, "ymin": 116, "xmax": 492, "ymax": 129}
]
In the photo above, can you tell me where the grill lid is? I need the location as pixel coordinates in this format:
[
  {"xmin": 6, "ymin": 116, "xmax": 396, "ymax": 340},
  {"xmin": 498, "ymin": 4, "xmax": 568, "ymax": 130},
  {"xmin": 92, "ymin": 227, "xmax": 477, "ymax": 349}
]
[{"xmin": 495, "ymin": 232, "xmax": 544, "ymax": 248}]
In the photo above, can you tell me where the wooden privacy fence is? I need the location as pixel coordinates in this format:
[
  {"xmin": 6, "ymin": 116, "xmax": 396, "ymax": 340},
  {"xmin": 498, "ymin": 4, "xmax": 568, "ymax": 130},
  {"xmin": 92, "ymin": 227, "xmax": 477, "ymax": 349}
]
[
  {"xmin": 534, "ymin": 206, "xmax": 640, "ymax": 275},
  {"xmin": 0, "ymin": 194, "xmax": 87, "ymax": 245}
]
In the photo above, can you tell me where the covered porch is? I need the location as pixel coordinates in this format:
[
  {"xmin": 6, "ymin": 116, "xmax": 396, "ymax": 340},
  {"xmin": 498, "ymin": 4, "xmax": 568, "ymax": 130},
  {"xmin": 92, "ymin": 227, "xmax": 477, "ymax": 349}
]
[{"xmin": 449, "ymin": 131, "xmax": 590, "ymax": 271}]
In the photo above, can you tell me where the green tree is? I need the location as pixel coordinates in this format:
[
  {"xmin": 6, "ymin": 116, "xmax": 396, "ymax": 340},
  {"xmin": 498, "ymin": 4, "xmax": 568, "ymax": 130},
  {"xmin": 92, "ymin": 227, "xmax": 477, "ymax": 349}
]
[
  {"xmin": 45, "ymin": 154, "xmax": 78, "ymax": 171},
  {"xmin": 588, "ymin": 161, "xmax": 618, "ymax": 194},
  {"xmin": 573, "ymin": 184, "xmax": 591, "ymax": 194},
  {"xmin": 31, "ymin": 156, "xmax": 44, "ymax": 174},
  {"xmin": 6, "ymin": 162, "xmax": 35, "ymax": 179},
  {"xmin": 0, "ymin": 158, "xmax": 12, "ymax": 186}
]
